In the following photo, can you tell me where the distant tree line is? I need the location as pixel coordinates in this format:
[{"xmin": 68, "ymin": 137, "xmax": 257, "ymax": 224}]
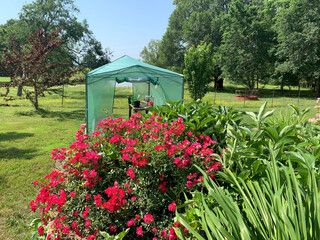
[{"xmin": 140, "ymin": 0, "xmax": 320, "ymax": 97}]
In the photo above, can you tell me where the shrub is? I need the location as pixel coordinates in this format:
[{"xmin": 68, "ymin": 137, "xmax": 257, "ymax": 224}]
[
  {"xmin": 146, "ymin": 100, "xmax": 242, "ymax": 150},
  {"xmin": 176, "ymin": 149, "xmax": 320, "ymax": 240},
  {"xmin": 30, "ymin": 113, "xmax": 220, "ymax": 239}
]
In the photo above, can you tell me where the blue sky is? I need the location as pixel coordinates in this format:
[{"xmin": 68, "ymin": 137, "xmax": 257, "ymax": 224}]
[{"xmin": 0, "ymin": 0, "xmax": 176, "ymax": 60}]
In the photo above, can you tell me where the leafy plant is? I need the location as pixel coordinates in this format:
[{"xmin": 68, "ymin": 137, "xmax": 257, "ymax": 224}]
[
  {"xmin": 177, "ymin": 144, "xmax": 320, "ymax": 239},
  {"xmin": 183, "ymin": 42, "xmax": 216, "ymax": 100},
  {"xmin": 147, "ymin": 100, "xmax": 243, "ymax": 150},
  {"xmin": 219, "ymin": 103, "xmax": 320, "ymax": 181},
  {"xmin": 30, "ymin": 113, "xmax": 220, "ymax": 239}
]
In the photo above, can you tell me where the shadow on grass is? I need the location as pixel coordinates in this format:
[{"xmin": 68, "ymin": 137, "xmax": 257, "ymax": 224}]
[
  {"xmin": 16, "ymin": 109, "xmax": 85, "ymax": 121},
  {"xmin": 0, "ymin": 132, "xmax": 34, "ymax": 142},
  {"xmin": 0, "ymin": 147, "xmax": 39, "ymax": 160}
]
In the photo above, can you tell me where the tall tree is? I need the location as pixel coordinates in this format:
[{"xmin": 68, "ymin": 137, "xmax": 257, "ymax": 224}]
[
  {"xmin": 0, "ymin": 29, "xmax": 80, "ymax": 110},
  {"xmin": 274, "ymin": 0, "xmax": 320, "ymax": 96},
  {"xmin": 219, "ymin": 0, "xmax": 275, "ymax": 89},
  {"xmin": 183, "ymin": 42, "xmax": 215, "ymax": 100},
  {"xmin": 140, "ymin": 39, "xmax": 161, "ymax": 66},
  {"xmin": 142, "ymin": 0, "xmax": 231, "ymax": 81},
  {"xmin": 0, "ymin": 0, "xmax": 110, "ymax": 70}
]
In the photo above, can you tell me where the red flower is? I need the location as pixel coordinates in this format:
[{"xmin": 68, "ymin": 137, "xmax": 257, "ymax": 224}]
[
  {"xmin": 136, "ymin": 226, "xmax": 143, "ymax": 236},
  {"xmin": 174, "ymin": 222, "xmax": 181, "ymax": 227},
  {"xmin": 126, "ymin": 168, "xmax": 135, "ymax": 179},
  {"xmin": 168, "ymin": 202, "xmax": 176, "ymax": 212},
  {"xmin": 85, "ymin": 220, "xmax": 91, "ymax": 228},
  {"xmin": 131, "ymin": 196, "xmax": 137, "ymax": 201},
  {"xmin": 33, "ymin": 180, "xmax": 39, "ymax": 186},
  {"xmin": 161, "ymin": 229, "xmax": 167, "ymax": 238},
  {"xmin": 70, "ymin": 191, "xmax": 75, "ymax": 197},
  {"xmin": 62, "ymin": 225, "xmax": 70, "ymax": 234},
  {"xmin": 72, "ymin": 221, "xmax": 77, "ymax": 229},
  {"xmin": 38, "ymin": 225, "xmax": 44, "ymax": 236},
  {"xmin": 109, "ymin": 224, "xmax": 117, "ymax": 232},
  {"xmin": 87, "ymin": 235, "xmax": 95, "ymax": 240},
  {"xmin": 143, "ymin": 214, "xmax": 154, "ymax": 224},
  {"xmin": 127, "ymin": 218, "xmax": 135, "ymax": 227}
]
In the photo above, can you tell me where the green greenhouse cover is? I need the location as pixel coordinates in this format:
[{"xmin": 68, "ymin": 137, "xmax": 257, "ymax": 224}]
[{"xmin": 86, "ymin": 55, "xmax": 184, "ymax": 133}]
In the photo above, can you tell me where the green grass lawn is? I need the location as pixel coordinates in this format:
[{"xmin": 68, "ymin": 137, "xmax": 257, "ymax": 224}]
[{"xmin": 0, "ymin": 80, "xmax": 318, "ymax": 239}]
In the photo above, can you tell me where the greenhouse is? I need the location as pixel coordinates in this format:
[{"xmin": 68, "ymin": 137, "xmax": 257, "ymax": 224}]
[{"xmin": 85, "ymin": 55, "xmax": 184, "ymax": 132}]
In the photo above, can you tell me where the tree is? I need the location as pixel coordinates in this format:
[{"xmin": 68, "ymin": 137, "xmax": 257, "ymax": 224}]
[
  {"xmin": 274, "ymin": 0, "xmax": 320, "ymax": 96},
  {"xmin": 0, "ymin": 29, "xmax": 80, "ymax": 110},
  {"xmin": 0, "ymin": 0, "xmax": 110, "ymax": 71},
  {"xmin": 142, "ymin": 0, "xmax": 231, "ymax": 80},
  {"xmin": 219, "ymin": 0, "xmax": 275, "ymax": 89},
  {"xmin": 140, "ymin": 39, "xmax": 161, "ymax": 66},
  {"xmin": 183, "ymin": 42, "xmax": 215, "ymax": 100}
]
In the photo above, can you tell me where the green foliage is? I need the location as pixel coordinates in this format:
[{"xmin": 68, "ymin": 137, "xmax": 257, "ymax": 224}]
[
  {"xmin": 218, "ymin": 103, "xmax": 319, "ymax": 176},
  {"xmin": 219, "ymin": 0, "xmax": 275, "ymax": 88},
  {"xmin": 175, "ymin": 102, "xmax": 320, "ymax": 239},
  {"xmin": 177, "ymin": 152, "xmax": 320, "ymax": 239},
  {"xmin": 29, "ymin": 218, "xmax": 46, "ymax": 240},
  {"xmin": 146, "ymin": 100, "xmax": 242, "ymax": 150},
  {"xmin": 183, "ymin": 42, "xmax": 215, "ymax": 100},
  {"xmin": 139, "ymin": 39, "xmax": 161, "ymax": 66},
  {"xmin": 0, "ymin": 0, "xmax": 110, "ymax": 70},
  {"xmin": 274, "ymin": 0, "xmax": 320, "ymax": 93}
]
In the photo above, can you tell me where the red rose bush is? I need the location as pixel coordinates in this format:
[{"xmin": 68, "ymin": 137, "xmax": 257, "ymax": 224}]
[{"xmin": 31, "ymin": 113, "xmax": 221, "ymax": 239}]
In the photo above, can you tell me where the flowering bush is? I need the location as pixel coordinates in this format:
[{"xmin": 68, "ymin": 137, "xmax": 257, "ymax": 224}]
[
  {"xmin": 30, "ymin": 113, "xmax": 221, "ymax": 239},
  {"xmin": 309, "ymin": 98, "xmax": 320, "ymax": 123}
]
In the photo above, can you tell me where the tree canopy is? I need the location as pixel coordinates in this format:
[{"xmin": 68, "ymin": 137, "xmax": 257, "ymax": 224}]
[
  {"xmin": 0, "ymin": 0, "xmax": 110, "ymax": 71},
  {"xmin": 141, "ymin": 0, "xmax": 320, "ymax": 95}
]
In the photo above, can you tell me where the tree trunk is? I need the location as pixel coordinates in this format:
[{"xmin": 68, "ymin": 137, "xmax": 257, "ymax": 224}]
[
  {"xmin": 17, "ymin": 84, "xmax": 23, "ymax": 97},
  {"xmin": 214, "ymin": 78, "xmax": 224, "ymax": 91},
  {"xmin": 33, "ymin": 84, "xmax": 39, "ymax": 110},
  {"xmin": 280, "ymin": 79, "xmax": 284, "ymax": 96},
  {"xmin": 316, "ymin": 77, "xmax": 320, "ymax": 98}
]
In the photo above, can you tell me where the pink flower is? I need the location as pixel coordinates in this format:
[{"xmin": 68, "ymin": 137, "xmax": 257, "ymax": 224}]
[
  {"xmin": 109, "ymin": 224, "xmax": 117, "ymax": 232},
  {"xmin": 85, "ymin": 220, "xmax": 91, "ymax": 228},
  {"xmin": 126, "ymin": 168, "xmax": 135, "ymax": 179},
  {"xmin": 62, "ymin": 225, "xmax": 70, "ymax": 234},
  {"xmin": 72, "ymin": 221, "xmax": 77, "ymax": 229},
  {"xmin": 122, "ymin": 153, "xmax": 130, "ymax": 160},
  {"xmin": 127, "ymin": 218, "xmax": 135, "ymax": 227},
  {"xmin": 136, "ymin": 226, "xmax": 143, "ymax": 236},
  {"xmin": 131, "ymin": 196, "xmax": 137, "ymax": 201},
  {"xmin": 33, "ymin": 180, "xmax": 38, "ymax": 186},
  {"xmin": 70, "ymin": 191, "xmax": 75, "ymax": 197},
  {"xmin": 161, "ymin": 229, "xmax": 167, "ymax": 238},
  {"xmin": 85, "ymin": 194, "xmax": 91, "ymax": 200},
  {"xmin": 168, "ymin": 202, "xmax": 176, "ymax": 212},
  {"xmin": 174, "ymin": 222, "xmax": 181, "ymax": 227},
  {"xmin": 73, "ymin": 210, "xmax": 78, "ymax": 217},
  {"xmin": 143, "ymin": 214, "xmax": 154, "ymax": 224},
  {"xmin": 38, "ymin": 225, "xmax": 44, "ymax": 236},
  {"xmin": 87, "ymin": 235, "xmax": 95, "ymax": 240}
]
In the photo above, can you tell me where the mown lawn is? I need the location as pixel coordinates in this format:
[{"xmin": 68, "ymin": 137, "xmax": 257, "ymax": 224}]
[{"xmin": 0, "ymin": 80, "xmax": 318, "ymax": 239}]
